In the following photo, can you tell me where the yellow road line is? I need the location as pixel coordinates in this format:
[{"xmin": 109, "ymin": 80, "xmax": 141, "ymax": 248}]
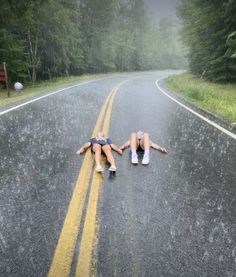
[
  {"xmin": 75, "ymin": 171, "xmax": 103, "ymax": 277},
  {"xmin": 92, "ymin": 89, "xmax": 114, "ymax": 137},
  {"xmin": 75, "ymin": 81, "xmax": 126, "ymax": 277},
  {"xmin": 102, "ymin": 81, "xmax": 126, "ymax": 135},
  {"xmin": 47, "ymin": 87, "xmax": 116, "ymax": 277},
  {"xmin": 47, "ymin": 151, "xmax": 93, "ymax": 277}
]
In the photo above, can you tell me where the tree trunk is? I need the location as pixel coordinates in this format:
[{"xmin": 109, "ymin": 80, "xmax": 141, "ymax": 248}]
[{"xmin": 27, "ymin": 28, "xmax": 39, "ymax": 85}]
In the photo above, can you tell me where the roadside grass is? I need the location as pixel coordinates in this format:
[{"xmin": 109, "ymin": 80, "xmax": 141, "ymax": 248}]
[
  {"xmin": 0, "ymin": 73, "xmax": 110, "ymax": 107},
  {"xmin": 164, "ymin": 72, "xmax": 236, "ymax": 122}
]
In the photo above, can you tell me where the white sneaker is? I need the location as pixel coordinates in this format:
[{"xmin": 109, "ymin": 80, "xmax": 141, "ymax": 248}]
[
  {"xmin": 109, "ymin": 165, "xmax": 116, "ymax": 171},
  {"xmin": 142, "ymin": 154, "xmax": 149, "ymax": 165},
  {"xmin": 131, "ymin": 153, "xmax": 138, "ymax": 164},
  {"xmin": 95, "ymin": 165, "xmax": 104, "ymax": 172}
]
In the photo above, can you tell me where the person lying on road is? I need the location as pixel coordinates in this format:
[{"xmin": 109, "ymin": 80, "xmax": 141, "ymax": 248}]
[
  {"xmin": 119, "ymin": 130, "xmax": 167, "ymax": 165},
  {"xmin": 76, "ymin": 131, "xmax": 122, "ymax": 172}
]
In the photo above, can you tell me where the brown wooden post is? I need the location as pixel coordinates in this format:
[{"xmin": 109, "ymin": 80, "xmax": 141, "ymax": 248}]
[{"xmin": 0, "ymin": 62, "xmax": 10, "ymax": 97}]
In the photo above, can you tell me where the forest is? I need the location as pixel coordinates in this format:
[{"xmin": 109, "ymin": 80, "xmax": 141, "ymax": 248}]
[
  {"xmin": 0, "ymin": 0, "xmax": 186, "ymax": 85},
  {"xmin": 0, "ymin": 0, "xmax": 236, "ymax": 85},
  {"xmin": 178, "ymin": 0, "xmax": 236, "ymax": 82}
]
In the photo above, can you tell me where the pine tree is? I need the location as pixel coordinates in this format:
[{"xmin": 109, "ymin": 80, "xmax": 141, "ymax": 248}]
[{"xmin": 178, "ymin": 0, "xmax": 236, "ymax": 82}]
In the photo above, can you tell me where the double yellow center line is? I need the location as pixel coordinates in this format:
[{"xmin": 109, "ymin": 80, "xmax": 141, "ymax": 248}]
[{"xmin": 47, "ymin": 81, "xmax": 126, "ymax": 277}]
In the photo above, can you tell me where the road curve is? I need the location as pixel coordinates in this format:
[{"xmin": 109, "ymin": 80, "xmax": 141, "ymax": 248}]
[{"xmin": 0, "ymin": 71, "xmax": 235, "ymax": 277}]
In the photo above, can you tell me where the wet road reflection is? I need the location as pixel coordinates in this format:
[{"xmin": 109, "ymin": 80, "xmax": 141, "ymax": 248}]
[
  {"xmin": 97, "ymin": 75, "xmax": 236, "ymax": 277},
  {"xmin": 0, "ymin": 71, "xmax": 235, "ymax": 277}
]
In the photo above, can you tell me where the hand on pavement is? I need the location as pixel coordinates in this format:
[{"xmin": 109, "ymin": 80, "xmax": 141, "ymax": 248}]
[
  {"xmin": 160, "ymin": 147, "xmax": 167, "ymax": 154},
  {"xmin": 118, "ymin": 149, "xmax": 123, "ymax": 155},
  {"xmin": 76, "ymin": 149, "xmax": 83, "ymax": 155}
]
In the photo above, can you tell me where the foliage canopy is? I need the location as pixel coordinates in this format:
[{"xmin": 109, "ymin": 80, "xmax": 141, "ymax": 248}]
[
  {"xmin": 0, "ymin": 0, "xmax": 186, "ymax": 84},
  {"xmin": 178, "ymin": 0, "xmax": 236, "ymax": 82}
]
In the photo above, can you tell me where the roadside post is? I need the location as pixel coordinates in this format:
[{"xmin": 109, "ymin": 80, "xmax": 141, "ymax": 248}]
[{"xmin": 0, "ymin": 62, "xmax": 10, "ymax": 97}]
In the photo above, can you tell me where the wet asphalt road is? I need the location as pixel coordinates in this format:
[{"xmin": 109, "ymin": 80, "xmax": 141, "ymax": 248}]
[{"xmin": 0, "ymin": 71, "xmax": 236, "ymax": 277}]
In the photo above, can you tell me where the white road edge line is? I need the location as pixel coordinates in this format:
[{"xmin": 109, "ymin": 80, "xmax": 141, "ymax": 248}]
[
  {"xmin": 155, "ymin": 79, "xmax": 236, "ymax": 140},
  {"xmin": 0, "ymin": 78, "xmax": 103, "ymax": 116}
]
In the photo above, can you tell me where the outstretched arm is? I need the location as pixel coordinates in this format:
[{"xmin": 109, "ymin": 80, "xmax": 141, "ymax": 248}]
[
  {"xmin": 76, "ymin": 142, "xmax": 91, "ymax": 155},
  {"xmin": 119, "ymin": 140, "xmax": 130, "ymax": 151},
  {"xmin": 110, "ymin": 143, "xmax": 123, "ymax": 155},
  {"xmin": 150, "ymin": 142, "xmax": 167, "ymax": 154}
]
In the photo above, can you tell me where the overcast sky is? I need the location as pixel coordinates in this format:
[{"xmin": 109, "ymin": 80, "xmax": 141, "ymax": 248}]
[{"xmin": 144, "ymin": 0, "xmax": 181, "ymax": 18}]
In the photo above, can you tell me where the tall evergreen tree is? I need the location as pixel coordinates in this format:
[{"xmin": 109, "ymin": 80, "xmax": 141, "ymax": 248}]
[
  {"xmin": 178, "ymin": 0, "xmax": 236, "ymax": 82},
  {"xmin": 0, "ymin": 0, "xmax": 187, "ymax": 85},
  {"xmin": 79, "ymin": 0, "xmax": 117, "ymax": 72}
]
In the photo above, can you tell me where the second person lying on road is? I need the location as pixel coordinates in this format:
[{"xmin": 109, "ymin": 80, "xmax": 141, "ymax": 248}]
[
  {"xmin": 119, "ymin": 130, "xmax": 167, "ymax": 165},
  {"xmin": 76, "ymin": 131, "xmax": 122, "ymax": 172}
]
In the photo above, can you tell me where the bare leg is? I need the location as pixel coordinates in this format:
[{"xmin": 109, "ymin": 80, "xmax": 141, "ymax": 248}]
[
  {"xmin": 130, "ymin": 132, "xmax": 138, "ymax": 151},
  {"xmin": 140, "ymin": 133, "xmax": 150, "ymax": 165},
  {"xmin": 140, "ymin": 133, "xmax": 150, "ymax": 151},
  {"xmin": 130, "ymin": 132, "xmax": 138, "ymax": 164},
  {"xmin": 92, "ymin": 144, "xmax": 102, "ymax": 167},
  {"xmin": 102, "ymin": 145, "xmax": 115, "ymax": 166}
]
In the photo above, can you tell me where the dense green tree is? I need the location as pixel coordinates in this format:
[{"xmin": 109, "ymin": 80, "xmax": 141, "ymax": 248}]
[
  {"xmin": 38, "ymin": 0, "xmax": 82, "ymax": 79},
  {"xmin": 0, "ymin": 0, "xmax": 82, "ymax": 83},
  {"xmin": 225, "ymin": 31, "xmax": 236, "ymax": 58},
  {"xmin": 79, "ymin": 0, "xmax": 117, "ymax": 72},
  {"xmin": 0, "ymin": 0, "xmax": 186, "ymax": 86},
  {"xmin": 178, "ymin": 0, "xmax": 236, "ymax": 82},
  {"xmin": 0, "ymin": 0, "xmax": 30, "ymax": 82}
]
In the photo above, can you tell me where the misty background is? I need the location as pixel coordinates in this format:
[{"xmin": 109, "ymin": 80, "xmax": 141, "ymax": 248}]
[
  {"xmin": 0, "ymin": 0, "xmax": 186, "ymax": 85},
  {"xmin": 0, "ymin": 0, "xmax": 235, "ymax": 84},
  {"xmin": 145, "ymin": 0, "xmax": 180, "ymax": 18}
]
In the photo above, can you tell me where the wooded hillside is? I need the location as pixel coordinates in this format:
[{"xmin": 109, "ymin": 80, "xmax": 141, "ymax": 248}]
[
  {"xmin": 0, "ymin": 0, "xmax": 186, "ymax": 85},
  {"xmin": 178, "ymin": 0, "xmax": 236, "ymax": 82}
]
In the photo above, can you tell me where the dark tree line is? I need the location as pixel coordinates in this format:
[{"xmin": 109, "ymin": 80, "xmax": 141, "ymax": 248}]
[
  {"xmin": 178, "ymin": 0, "xmax": 236, "ymax": 83},
  {"xmin": 0, "ymin": 0, "xmax": 186, "ymax": 85}
]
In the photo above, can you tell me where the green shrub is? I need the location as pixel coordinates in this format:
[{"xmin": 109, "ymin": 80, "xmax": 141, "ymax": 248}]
[{"xmin": 165, "ymin": 72, "xmax": 236, "ymax": 122}]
